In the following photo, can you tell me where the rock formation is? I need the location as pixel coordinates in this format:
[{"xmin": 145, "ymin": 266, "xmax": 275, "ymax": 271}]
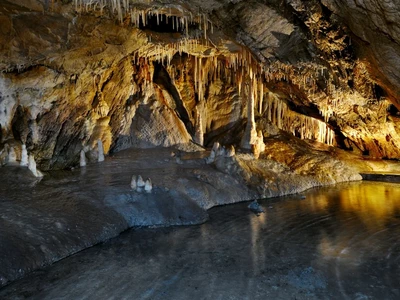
[
  {"xmin": 97, "ymin": 140, "xmax": 105, "ymax": 162},
  {"xmin": 144, "ymin": 178, "xmax": 152, "ymax": 193},
  {"xmin": 130, "ymin": 175, "xmax": 137, "ymax": 190},
  {"xmin": 3, "ymin": 0, "xmax": 400, "ymax": 290},
  {"xmin": 20, "ymin": 144, "xmax": 28, "ymax": 166},
  {"xmin": 79, "ymin": 150, "xmax": 86, "ymax": 167},
  {"xmin": 28, "ymin": 154, "xmax": 43, "ymax": 178},
  {"xmin": 136, "ymin": 175, "xmax": 145, "ymax": 192},
  {"xmin": 0, "ymin": 0, "xmax": 399, "ymax": 169},
  {"xmin": 7, "ymin": 146, "xmax": 17, "ymax": 164}
]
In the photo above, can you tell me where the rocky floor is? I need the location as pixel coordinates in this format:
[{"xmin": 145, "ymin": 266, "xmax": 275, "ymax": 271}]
[
  {"xmin": 0, "ymin": 147, "xmax": 256, "ymax": 286},
  {"xmin": 1, "ymin": 181, "xmax": 400, "ymax": 299},
  {"xmin": 0, "ymin": 143, "xmax": 398, "ymax": 289}
]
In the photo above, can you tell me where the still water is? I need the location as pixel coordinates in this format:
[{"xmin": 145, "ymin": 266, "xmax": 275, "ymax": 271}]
[{"xmin": 1, "ymin": 181, "xmax": 400, "ymax": 299}]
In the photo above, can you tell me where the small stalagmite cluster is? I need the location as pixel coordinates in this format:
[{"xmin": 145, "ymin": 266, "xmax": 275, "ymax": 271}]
[
  {"xmin": 131, "ymin": 175, "xmax": 152, "ymax": 193},
  {"xmin": 206, "ymin": 142, "xmax": 236, "ymax": 164}
]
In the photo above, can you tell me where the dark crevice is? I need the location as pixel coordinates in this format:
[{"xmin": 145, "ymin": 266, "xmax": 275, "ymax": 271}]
[
  {"xmin": 373, "ymin": 84, "xmax": 385, "ymax": 100},
  {"xmin": 11, "ymin": 105, "xmax": 29, "ymax": 143},
  {"xmin": 286, "ymin": 101, "xmax": 324, "ymax": 122},
  {"xmin": 152, "ymin": 61, "xmax": 194, "ymax": 136},
  {"xmin": 139, "ymin": 14, "xmax": 185, "ymax": 33},
  {"xmin": 388, "ymin": 104, "xmax": 399, "ymax": 116},
  {"xmin": 100, "ymin": 71, "xmax": 114, "ymax": 92}
]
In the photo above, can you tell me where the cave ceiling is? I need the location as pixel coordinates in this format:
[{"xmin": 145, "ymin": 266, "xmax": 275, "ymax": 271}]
[{"xmin": 1, "ymin": 0, "xmax": 400, "ymax": 169}]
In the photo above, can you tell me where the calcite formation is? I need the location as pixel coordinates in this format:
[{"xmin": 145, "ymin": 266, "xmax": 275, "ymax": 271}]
[
  {"xmin": 20, "ymin": 144, "xmax": 28, "ymax": 166},
  {"xmin": 0, "ymin": 0, "xmax": 399, "ymax": 171}
]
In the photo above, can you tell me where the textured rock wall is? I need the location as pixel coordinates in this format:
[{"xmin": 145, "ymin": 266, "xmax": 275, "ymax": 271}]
[{"xmin": 1, "ymin": 0, "xmax": 400, "ymax": 170}]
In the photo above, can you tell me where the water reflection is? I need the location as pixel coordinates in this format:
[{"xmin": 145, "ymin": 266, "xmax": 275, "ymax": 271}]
[
  {"xmin": 339, "ymin": 183, "xmax": 400, "ymax": 228},
  {"xmin": 1, "ymin": 182, "xmax": 400, "ymax": 300}
]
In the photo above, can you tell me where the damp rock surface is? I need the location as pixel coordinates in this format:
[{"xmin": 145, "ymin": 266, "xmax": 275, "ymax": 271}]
[
  {"xmin": 0, "ymin": 144, "xmax": 362, "ymax": 287},
  {"xmin": 1, "ymin": 182, "xmax": 400, "ymax": 299}
]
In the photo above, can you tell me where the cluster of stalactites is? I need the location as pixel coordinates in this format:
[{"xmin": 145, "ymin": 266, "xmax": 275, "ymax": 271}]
[
  {"xmin": 134, "ymin": 41, "xmax": 335, "ymax": 145},
  {"xmin": 74, "ymin": 0, "xmax": 151, "ymax": 18},
  {"xmin": 130, "ymin": 9, "xmax": 213, "ymax": 39},
  {"xmin": 264, "ymin": 61, "xmax": 349, "ymax": 125},
  {"xmin": 73, "ymin": 0, "xmax": 213, "ymax": 39},
  {"xmin": 264, "ymin": 94, "xmax": 335, "ymax": 145}
]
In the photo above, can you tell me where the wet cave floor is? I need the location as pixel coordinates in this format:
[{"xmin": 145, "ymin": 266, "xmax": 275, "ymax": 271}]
[{"xmin": 1, "ymin": 181, "xmax": 400, "ymax": 299}]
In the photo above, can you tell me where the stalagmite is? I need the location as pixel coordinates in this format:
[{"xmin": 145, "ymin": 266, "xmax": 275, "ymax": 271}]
[
  {"xmin": 251, "ymin": 144, "xmax": 260, "ymax": 159},
  {"xmin": 257, "ymin": 131, "xmax": 265, "ymax": 153},
  {"xmin": 144, "ymin": 178, "xmax": 152, "ymax": 193},
  {"xmin": 206, "ymin": 142, "xmax": 220, "ymax": 164},
  {"xmin": 20, "ymin": 145, "xmax": 28, "ymax": 167},
  {"xmin": 136, "ymin": 175, "xmax": 145, "ymax": 192},
  {"xmin": 225, "ymin": 145, "xmax": 235, "ymax": 157},
  {"xmin": 130, "ymin": 175, "xmax": 137, "ymax": 190},
  {"xmin": 240, "ymin": 84, "xmax": 258, "ymax": 150},
  {"xmin": 206, "ymin": 150, "xmax": 215, "ymax": 164},
  {"xmin": 98, "ymin": 140, "xmax": 105, "ymax": 162},
  {"xmin": 80, "ymin": 150, "xmax": 87, "ymax": 167},
  {"xmin": 217, "ymin": 146, "xmax": 226, "ymax": 157},
  {"xmin": 8, "ymin": 146, "xmax": 17, "ymax": 164},
  {"xmin": 194, "ymin": 106, "xmax": 204, "ymax": 146},
  {"xmin": 28, "ymin": 154, "xmax": 43, "ymax": 178}
]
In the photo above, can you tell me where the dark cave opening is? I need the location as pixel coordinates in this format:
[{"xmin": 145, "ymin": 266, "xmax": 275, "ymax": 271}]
[
  {"xmin": 388, "ymin": 104, "xmax": 400, "ymax": 116},
  {"xmin": 138, "ymin": 14, "xmax": 185, "ymax": 33},
  {"xmin": 11, "ymin": 105, "xmax": 28, "ymax": 143},
  {"xmin": 373, "ymin": 84, "xmax": 385, "ymax": 100}
]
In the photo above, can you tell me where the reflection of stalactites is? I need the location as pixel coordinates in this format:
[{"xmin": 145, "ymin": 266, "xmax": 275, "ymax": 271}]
[{"xmin": 128, "ymin": 6, "xmax": 212, "ymax": 39}]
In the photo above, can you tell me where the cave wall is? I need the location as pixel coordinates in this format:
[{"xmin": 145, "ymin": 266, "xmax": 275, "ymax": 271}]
[{"xmin": 1, "ymin": 0, "xmax": 400, "ymax": 170}]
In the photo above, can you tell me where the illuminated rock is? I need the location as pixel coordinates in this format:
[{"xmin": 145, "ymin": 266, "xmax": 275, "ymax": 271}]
[
  {"xmin": 0, "ymin": 0, "xmax": 400, "ymax": 171},
  {"xmin": 194, "ymin": 106, "xmax": 204, "ymax": 146},
  {"xmin": 225, "ymin": 145, "xmax": 235, "ymax": 157}
]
